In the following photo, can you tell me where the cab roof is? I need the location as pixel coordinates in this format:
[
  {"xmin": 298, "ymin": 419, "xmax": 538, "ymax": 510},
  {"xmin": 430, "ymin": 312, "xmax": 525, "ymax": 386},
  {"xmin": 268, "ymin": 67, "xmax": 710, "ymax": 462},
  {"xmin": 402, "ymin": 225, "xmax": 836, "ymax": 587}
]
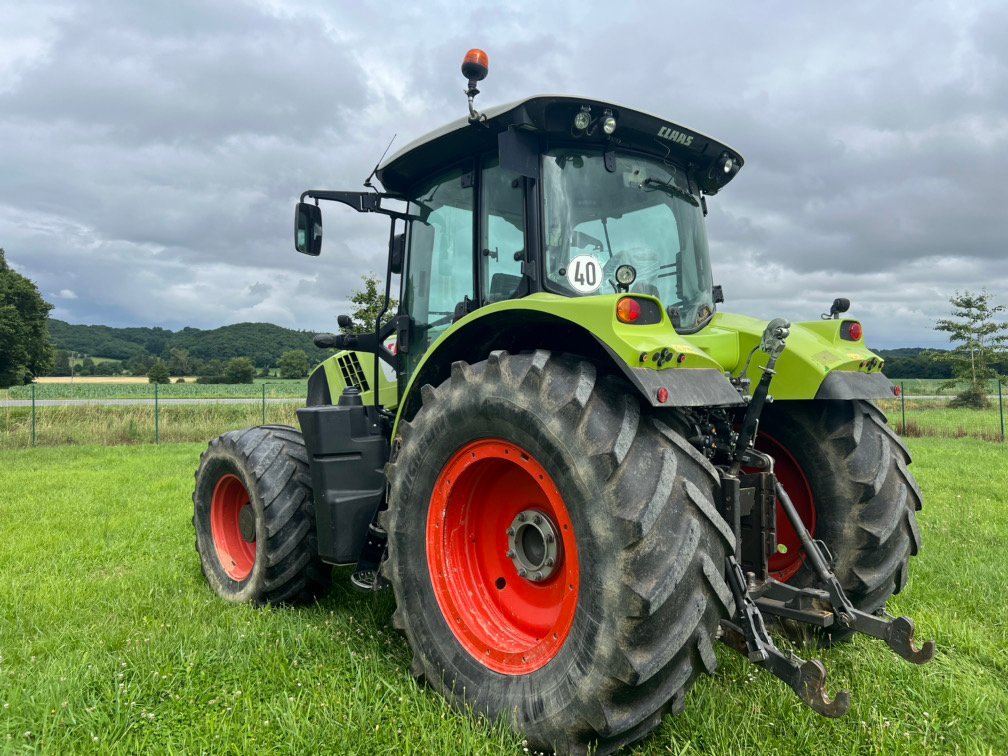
[{"xmin": 375, "ymin": 95, "xmax": 744, "ymax": 196}]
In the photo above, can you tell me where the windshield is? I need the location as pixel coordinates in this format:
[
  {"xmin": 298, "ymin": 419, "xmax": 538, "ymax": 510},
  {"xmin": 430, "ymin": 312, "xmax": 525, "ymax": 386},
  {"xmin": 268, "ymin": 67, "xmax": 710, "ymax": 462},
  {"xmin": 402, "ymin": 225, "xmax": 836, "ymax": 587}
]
[{"xmin": 542, "ymin": 149, "xmax": 715, "ymax": 330}]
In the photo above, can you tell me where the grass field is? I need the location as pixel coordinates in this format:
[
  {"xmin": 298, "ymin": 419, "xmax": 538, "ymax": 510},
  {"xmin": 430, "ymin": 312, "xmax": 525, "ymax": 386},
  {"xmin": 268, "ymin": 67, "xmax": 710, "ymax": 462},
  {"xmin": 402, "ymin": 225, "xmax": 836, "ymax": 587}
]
[
  {"xmin": 877, "ymin": 399, "xmax": 1007, "ymax": 442},
  {"xmin": 1, "ymin": 438, "xmax": 1006, "ymax": 753}
]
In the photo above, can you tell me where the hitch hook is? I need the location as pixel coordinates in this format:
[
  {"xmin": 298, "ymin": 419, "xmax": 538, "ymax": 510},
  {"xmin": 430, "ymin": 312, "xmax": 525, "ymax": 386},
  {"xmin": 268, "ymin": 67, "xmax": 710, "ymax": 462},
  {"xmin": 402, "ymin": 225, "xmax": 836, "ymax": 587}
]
[{"xmin": 884, "ymin": 615, "xmax": 937, "ymax": 664}]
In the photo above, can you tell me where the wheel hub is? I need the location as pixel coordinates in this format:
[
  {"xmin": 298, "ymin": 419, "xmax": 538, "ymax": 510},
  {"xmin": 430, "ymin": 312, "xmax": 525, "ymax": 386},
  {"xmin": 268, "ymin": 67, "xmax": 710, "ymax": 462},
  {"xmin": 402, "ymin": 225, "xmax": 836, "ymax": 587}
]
[
  {"xmin": 426, "ymin": 438, "xmax": 580, "ymax": 675},
  {"xmin": 506, "ymin": 509, "xmax": 560, "ymax": 582},
  {"xmin": 238, "ymin": 504, "xmax": 256, "ymax": 543}
]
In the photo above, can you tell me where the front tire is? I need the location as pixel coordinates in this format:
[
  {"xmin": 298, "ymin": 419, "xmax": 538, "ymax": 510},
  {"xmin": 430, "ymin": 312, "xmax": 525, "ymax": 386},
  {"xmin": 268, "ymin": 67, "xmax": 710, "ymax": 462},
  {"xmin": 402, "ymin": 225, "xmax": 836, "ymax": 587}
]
[
  {"xmin": 383, "ymin": 351, "xmax": 735, "ymax": 755},
  {"xmin": 759, "ymin": 400, "xmax": 923, "ymax": 643},
  {"xmin": 193, "ymin": 425, "xmax": 331, "ymax": 605}
]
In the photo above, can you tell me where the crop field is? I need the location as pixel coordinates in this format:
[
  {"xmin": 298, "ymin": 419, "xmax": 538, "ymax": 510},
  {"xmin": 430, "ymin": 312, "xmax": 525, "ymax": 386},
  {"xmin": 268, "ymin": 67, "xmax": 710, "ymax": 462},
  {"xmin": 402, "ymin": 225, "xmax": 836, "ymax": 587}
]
[
  {"xmin": 35, "ymin": 376, "xmax": 149, "ymax": 384},
  {"xmin": 0, "ymin": 438, "xmax": 1005, "ymax": 754},
  {"xmin": 6, "ymin": 380, "xmax": 307, "ymax": 401},
  {"xmin": 0, "ymin": 403, "xmax": 301, "ymax": 449}
]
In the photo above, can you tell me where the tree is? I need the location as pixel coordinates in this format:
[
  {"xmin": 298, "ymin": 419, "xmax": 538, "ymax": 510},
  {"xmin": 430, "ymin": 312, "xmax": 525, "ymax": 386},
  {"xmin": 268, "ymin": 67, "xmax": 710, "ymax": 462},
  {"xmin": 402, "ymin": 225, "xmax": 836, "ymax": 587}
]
[
  {"xmin": 51, "ymin": 350, "xmax": 72, "ymax": 377},
  {"xmin": 278, "ymin": 349, "xmax": 310, "ymax": 379},
  {"xmin": 934, "ymin": 290, "xmax": 1008, "ymax": 408},
  {"xmin": 0, "ymin": 249, "xmax": 54, "ymax": 387},
  {"xmin": 341, "ymin": 273, "xmax": 397, "ymax": 335},
  {"xmin": 147, "ymin": 359, "xmax": 171, "ymax": 384},
  {"xmin": 166, "ymin": 348, "xmax": 192, "ymax": 377},
  {"xmin": 201, "ymin": 359, "xmax": 225, "ymax": 380},
  {"xmin": 223, "ymin": 357, "xmax": 255, "ymax": 384},
  {"xmin": 126, "ymin": 352, "xmax": 155, "ymax": 377}
]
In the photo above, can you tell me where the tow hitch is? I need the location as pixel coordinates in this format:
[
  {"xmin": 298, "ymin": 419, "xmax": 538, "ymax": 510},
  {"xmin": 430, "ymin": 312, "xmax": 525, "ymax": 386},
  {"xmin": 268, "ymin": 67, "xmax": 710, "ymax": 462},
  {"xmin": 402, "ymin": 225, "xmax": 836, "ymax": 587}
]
[{"xmin": 713, "ymin": 318, "xmax": 935, "ymax": 716}]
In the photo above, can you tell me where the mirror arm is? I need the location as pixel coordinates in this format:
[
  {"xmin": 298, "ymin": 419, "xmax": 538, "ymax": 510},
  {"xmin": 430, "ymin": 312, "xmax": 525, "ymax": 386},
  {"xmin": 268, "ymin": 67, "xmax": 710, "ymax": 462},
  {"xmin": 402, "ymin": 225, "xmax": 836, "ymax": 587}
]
[{"xmin": 300, "ymin": 189, "xmax": 414, "ymax": 220}]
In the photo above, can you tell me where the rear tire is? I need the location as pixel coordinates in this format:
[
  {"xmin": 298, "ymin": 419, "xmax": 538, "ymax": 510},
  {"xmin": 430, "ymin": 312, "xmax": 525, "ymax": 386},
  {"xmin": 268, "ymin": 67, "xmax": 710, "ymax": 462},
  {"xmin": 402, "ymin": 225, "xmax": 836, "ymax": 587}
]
[
  {"xmin": 759, "ymin": 400, "xmax": 923, "ymax": 644},
  {"xmin": 383, "ymin": 351, "xmax": 735, "ymax": 755},
  {"xmin": 193, "ymin": 425, "xmax": 331, "ymax": 605}
]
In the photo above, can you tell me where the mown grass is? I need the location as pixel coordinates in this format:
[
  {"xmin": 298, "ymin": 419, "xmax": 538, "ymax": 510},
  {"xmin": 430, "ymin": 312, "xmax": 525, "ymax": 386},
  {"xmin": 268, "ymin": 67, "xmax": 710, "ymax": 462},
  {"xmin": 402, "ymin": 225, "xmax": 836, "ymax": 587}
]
[
  {"xmin": 6, "ymin": 381, "xmax": 307, "ymax": 401},
  {"xmin": 0, "ymin": 403, "xmax": 302, "ymax": 449},
  {"xmin": 1, "ymin": 438, "xmax": 1006, "ymax": 753}
]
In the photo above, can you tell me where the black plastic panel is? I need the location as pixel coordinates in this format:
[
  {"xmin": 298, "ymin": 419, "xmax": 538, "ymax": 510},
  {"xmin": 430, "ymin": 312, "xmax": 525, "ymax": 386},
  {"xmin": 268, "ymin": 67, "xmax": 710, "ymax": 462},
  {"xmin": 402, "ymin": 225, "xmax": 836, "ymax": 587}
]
[
  {"xmin": 813, "ymin": 371, "xmax": 895, "ymax": 400},
  {"xmin": 296, "ymin": 404, "xmax": 389, "ymax": 565}
]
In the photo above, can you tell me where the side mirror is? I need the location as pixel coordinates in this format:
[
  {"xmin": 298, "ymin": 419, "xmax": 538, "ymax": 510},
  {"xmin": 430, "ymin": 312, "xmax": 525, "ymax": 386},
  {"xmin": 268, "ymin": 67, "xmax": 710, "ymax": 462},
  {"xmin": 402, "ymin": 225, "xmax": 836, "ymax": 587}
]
[
  {"xmin": 294, "ymin": 202, "xmax": 322, "ymax": 256},
  {"xmin": 390, "ymin": 232, "xmax": 406, "ymax": 275}
]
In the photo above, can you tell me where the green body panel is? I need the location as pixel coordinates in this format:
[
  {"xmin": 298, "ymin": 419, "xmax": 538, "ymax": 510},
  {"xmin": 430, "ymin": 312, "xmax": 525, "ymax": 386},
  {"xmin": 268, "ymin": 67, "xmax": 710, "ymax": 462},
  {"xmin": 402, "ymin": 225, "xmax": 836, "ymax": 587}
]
[
  {"xmin": 312, "ymin": 350, "xmax": 398, "ymax": 409},
  {"xmin": 691, "ymin": 312, "xmax": 883, "ymax": 399},
  {"xmin": 391, "ymin": 294, "xmax": 883, "ymax": 436}
]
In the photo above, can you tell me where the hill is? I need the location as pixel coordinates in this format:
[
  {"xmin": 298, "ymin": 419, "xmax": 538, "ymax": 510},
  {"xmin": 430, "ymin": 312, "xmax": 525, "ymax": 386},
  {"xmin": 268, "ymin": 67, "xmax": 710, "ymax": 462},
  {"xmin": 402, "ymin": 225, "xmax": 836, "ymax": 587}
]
[{"xmin": 47, "ymin": 319, "xmax": 331, "ymax": 367}]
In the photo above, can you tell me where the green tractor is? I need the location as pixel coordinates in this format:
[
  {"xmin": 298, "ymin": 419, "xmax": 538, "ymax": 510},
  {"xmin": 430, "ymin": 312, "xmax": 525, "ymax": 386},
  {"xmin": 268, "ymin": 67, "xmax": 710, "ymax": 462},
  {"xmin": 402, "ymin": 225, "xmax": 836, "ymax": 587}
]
[{"xmin": 193, "ymin": 49, "xmax": 934, "ymax": 754}]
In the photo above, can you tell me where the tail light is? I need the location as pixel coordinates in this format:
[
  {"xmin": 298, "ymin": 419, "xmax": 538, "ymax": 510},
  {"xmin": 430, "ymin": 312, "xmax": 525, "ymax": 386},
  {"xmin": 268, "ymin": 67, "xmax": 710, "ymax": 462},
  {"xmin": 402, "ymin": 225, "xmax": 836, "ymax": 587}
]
[
  {"xmin": 616, "ymin": 297, "xmax": 641, "ymax": 323},
  {"xmin": 616, "ymin": 296, "xmax": 663, "ymax": 325},
  {"xmin": 840, "ymin": 320, "xmax": 863, "ymax": 341}
]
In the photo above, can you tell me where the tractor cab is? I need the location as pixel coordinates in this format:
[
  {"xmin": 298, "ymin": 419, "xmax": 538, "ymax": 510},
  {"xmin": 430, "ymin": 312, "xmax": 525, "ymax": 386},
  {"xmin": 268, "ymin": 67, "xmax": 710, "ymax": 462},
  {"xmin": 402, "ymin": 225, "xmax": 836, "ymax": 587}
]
[
  {"xmin": 383, "ymin": 122, "xmax": 737, "ymax": 375},
  {"xmin": 296, "ymin": 51, "xmax": 744, "ymax": 394}
]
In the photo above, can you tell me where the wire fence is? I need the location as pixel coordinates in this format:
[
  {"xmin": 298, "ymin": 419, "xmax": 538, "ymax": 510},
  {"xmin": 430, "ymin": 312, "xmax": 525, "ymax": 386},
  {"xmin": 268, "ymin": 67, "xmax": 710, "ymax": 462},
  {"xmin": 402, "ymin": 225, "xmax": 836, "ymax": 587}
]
[
  {"xmin": 1, "ymin": 378, "xmax": 1005, "ymax": 449},
  {"xmin": 0, "ymin": 382, "xmax": 306, "ymax": 449},
  {"xmin": 876, "ymin": 379, "xmax": 1006, "ymax": 443}
]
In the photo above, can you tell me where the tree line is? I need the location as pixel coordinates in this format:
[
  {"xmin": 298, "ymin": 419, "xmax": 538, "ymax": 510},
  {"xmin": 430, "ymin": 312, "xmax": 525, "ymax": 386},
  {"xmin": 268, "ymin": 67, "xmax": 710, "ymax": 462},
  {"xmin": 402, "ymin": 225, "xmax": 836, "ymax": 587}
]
[
  {"xmin": 3, "ymin": 249, "xmax": 1006, "ymax": 395},
  {"xmin": 52, "ymin": 348, "xmax": 314, "ymax": 384},
  {"xmin": 874, "ymin": 348, "xmax": 1008, "ymax": 379},
  {"xmin": 47, "ymin": 319, "xmax": 333, "ymax": 367}
]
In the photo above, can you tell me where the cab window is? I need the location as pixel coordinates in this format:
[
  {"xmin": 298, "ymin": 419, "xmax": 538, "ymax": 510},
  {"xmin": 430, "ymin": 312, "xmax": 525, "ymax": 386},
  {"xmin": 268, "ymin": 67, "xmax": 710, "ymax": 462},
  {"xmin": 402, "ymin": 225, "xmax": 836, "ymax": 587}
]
[{"xmin": 480, "ymin": 158, "xmax": 525, "ymax": 304}]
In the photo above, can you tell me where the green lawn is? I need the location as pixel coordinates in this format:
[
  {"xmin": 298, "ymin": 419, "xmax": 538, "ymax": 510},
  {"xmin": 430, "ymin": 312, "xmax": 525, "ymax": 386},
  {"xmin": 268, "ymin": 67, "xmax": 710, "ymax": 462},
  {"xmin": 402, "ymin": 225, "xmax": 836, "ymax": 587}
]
[{"xmin": 0, "ymin": 439, "xmax": 1005, "ymax": 754}]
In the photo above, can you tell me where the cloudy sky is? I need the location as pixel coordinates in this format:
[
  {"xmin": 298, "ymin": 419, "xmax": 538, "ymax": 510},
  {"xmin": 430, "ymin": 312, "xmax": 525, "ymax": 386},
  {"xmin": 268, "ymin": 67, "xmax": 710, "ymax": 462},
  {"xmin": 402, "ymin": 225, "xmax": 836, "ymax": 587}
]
[{"xmin": 2, "ymin": 1, "xmax": 1006, "ymax": 347}]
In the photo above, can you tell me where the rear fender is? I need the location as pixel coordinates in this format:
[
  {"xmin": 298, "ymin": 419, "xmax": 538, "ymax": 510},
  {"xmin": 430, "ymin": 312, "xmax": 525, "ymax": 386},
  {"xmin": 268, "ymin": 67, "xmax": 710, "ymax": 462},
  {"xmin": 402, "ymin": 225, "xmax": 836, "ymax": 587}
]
[{"xmin": 393, "ymin": 296, "xmax": 743, "ymax": 438}]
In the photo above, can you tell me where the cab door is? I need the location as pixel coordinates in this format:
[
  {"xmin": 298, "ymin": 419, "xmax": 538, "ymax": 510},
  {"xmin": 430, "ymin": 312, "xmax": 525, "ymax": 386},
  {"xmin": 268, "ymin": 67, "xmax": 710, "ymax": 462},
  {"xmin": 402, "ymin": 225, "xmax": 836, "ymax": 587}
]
[{"xmin": 400, "ymin": 164, "xmax": 475, "ymax": 385}]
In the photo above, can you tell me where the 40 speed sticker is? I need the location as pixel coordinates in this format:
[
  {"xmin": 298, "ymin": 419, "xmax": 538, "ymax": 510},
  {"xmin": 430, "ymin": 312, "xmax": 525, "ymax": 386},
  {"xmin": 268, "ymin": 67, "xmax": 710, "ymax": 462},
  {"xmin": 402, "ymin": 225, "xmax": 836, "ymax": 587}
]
[{"xmin": 566, "ymin": 255, "xmax": 603, "ymax": 294}]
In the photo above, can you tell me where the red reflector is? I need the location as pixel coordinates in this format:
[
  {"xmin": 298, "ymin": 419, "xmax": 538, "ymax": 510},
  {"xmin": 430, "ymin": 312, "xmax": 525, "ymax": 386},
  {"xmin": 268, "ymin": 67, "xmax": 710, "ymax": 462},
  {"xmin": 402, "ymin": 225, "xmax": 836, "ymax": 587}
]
[
  {"xmin": 656, "ymin": 387, "xmax": 669, "ymax": 403},
  {"xmin": 616, "ymin": 297, "xmax": 641, "ymax": 323},
  {"xmin": 893, "ymin": 385, "xmax": 901, "ymax": 397},
  {"xmin": 849, "ymin": 322, "xmax": 863, "ymax": 340}
]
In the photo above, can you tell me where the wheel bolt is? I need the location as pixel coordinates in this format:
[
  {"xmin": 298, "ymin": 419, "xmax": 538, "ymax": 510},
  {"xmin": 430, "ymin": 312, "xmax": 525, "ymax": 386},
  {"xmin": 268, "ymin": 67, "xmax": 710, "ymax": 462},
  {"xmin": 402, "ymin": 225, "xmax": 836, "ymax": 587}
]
[
  {"xmin": 517, "ymin": 513, "xmax": 526, "ymax": 522},
  {"xmin": 518, "ymin": 568, "xmax": 527, "ymax": 577},
  {"xmin": 534, "ymin": 571, "xmax": 543, "ymax": 581},
  {"xmin": 533, "ymin": 514, "xmax": 542, "ymax": 524},
  {"xmin": 546, "ymin": 534, "xmax": 554, "ymax": 543},
  {"xmin": 506, "ymin": 527, "xmax": 515, "ymax": 536},
  {"xmin": 506, "ymin": 550, "xmax": 515, "ymax": 559},
  {"xmin": 545, "ymin": 558, "xmax": 554, "ymax": 567}
]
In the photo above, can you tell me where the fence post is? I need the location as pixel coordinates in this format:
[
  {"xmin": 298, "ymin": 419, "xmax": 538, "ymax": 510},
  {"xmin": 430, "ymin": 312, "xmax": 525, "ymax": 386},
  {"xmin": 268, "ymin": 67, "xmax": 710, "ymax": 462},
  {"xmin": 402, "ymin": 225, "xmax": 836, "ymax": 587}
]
[
  {"xmin": 262, "ymin": 382, "xmax": 267, "ymax": 425},
  {"xmin": 999, "ymin": 379, "xmax": 1004, "ymax": 443},
  {"xmin": 31, "ymin": 382, "xmax": 36, "ymax": 448},
  {"xmin": 900, "ymin": 381, "xmax": 906, "ymax": 435},
  {"xmin": 155, "ymin": 382, "xmax": 160, "ymax": 444}
]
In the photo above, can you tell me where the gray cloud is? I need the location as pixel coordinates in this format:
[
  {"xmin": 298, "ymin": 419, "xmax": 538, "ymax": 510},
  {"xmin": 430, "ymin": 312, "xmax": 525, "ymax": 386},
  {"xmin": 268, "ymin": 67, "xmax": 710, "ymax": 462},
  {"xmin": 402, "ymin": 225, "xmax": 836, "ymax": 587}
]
[{"xmin": 1, "ymin": 0, "xmax": 1006, "ymax": 347}]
